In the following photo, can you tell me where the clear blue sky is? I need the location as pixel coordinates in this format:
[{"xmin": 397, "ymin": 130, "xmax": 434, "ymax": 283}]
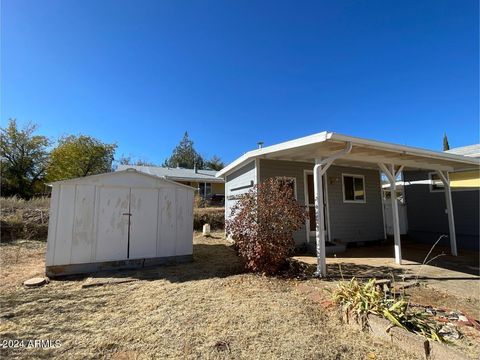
[{"xmin": 1, "ymin": 0, "xmax": 478, "ymax": 165}]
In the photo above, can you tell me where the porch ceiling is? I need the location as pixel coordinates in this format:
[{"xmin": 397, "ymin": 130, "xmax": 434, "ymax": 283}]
[{"xmin": 217, "ymin": 131, "xmax": 480, "ymax": 177}]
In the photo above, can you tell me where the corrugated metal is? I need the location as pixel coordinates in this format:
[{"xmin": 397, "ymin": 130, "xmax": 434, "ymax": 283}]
[
  {"xmin": 116, "ymin": 165, "xmax": 224, "ymax": 183},
  {"xmin": 46, "ymin": 170, "xmax": 194, "ymax": 272}
]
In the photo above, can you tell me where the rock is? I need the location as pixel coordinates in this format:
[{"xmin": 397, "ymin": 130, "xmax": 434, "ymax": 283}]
[
  {"xmin": 23, "ymin": 277, "xmax": 47, "ymax": 287},
  {"xmin": 439, "ymin": 324, "xmax": 461, "ymax": 341}
]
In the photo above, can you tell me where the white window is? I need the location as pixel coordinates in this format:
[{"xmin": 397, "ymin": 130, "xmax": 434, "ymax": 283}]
[
  {"xmin": 342, "ymin": 174, "xmax": 366, "ymax": 203},
  {"xmin": 429, "ymin": 172, "xmax": 445, "ymax": 192},
  {"xmin": 275, "ymin": 177, "xmax": 297, "ymax": 199}
]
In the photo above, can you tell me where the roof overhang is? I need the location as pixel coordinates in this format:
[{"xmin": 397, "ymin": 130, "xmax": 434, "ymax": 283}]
[
  {"xmin": 217, "ymin": 131, "xmax": 480, "ymax": 178},
  {"xmin": 165, "ymin": 175, "xmax": 224, "ymax": 183}
]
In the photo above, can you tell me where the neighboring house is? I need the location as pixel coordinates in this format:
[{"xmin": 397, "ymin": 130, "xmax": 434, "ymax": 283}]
[
  {"xmin": 403, "ymin": 144, "xmax": 480, "ymax": 251},
  {"xmin": 116, "ymin": 165, "xmax": 225, "ymax": 201},
  {"xmin": 216, "ymin": 131, "xmax": 479, "ymax": 276}
]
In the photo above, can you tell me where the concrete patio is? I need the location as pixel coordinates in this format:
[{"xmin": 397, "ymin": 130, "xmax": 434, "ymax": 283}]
[{"xmin": 295, "ymin": 238, "xmax": 480, "ymax": 301}]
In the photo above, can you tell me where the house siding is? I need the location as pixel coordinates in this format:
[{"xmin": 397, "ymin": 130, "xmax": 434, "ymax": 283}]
[
  {"xmin": 258, "ymin": 160, "xmax": 384, "ymax": 245},
  {"xmin": 326, "ymin": 166, "xmax": 384, "ymax": 243},
  {"xmin": 404, "ymin": 171, "xmax": 479, "ymax": 251},
  {"xmin": 225, "ymin": 160, "xmax": 256, "ymax": 222}
]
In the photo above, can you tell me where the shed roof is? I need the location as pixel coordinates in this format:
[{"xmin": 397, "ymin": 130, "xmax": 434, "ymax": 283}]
[
  {"xmin": 49, "ymin": 169, "xmax": 195, "ymax": 190},
  {"xmin": 217, "ymin": 131, "xmax": 480, "ymax": 177},
  {"xmin": 116, "ymin": 165, "xmax": 224, "ymax": 183}
]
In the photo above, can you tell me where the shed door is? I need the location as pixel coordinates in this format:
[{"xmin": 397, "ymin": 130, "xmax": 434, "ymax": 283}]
[
  {"xmin": 129, "ymin": 188, "xmax": 159, "ymax": 259},
  {"xmin": 95, "ymin": 187, "xmax": 130, "ymax": 262}
]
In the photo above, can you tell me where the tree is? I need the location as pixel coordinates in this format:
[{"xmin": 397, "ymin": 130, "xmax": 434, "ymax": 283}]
[
  {"xmin": 205, "ymin": 155, "xmax": 224, "ymax": 171},
  {"xmin": 46, "ymin": 135, "xmax": 117, "ymax": 181},
  {"xmin": 0, "ymin": 119, "xmax": 50, "ymax": 198},
  {"xmin": 117, "ymin": 155, "xmax": 156, "ymax": 167},
  {"xmin": 226, "ymin": 177, "xmax": 307, "ymax": 275},
  {"xmin": 443, "ymin": 133, "xmax": 450, "ymax": 151},
  {"xmin": 163, "ymin": 132, "xmax": 204, "ymax": 169}
]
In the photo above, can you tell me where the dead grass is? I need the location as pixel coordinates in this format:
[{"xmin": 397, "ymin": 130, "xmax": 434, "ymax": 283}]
[{"xmin": 0, "ymin": 232, "xmax": 420, "ymax": 360}]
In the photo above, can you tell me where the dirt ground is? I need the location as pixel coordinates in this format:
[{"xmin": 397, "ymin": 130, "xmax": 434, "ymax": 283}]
[
  {"xmin": 2, "ymin": 234, "xmax": 479, "ymax": 359},
  {"xmin": 0, "ymin": 233, "xmax": 425, "ymax": 360}
]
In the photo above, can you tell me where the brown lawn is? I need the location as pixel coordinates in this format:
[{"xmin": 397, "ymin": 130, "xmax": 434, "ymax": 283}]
[{"xmin": 0, "ymin": 232, "xmax": 424, "ymax": 360}]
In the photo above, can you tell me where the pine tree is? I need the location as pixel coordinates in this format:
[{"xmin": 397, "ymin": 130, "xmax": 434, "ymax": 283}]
[
  {"xmin": 443, "ymin": 133, "xmax": 450, "ymax": 151},
  {"xmin": 163, "ymin": 132, "xmax": 205, "ymax": 169}
]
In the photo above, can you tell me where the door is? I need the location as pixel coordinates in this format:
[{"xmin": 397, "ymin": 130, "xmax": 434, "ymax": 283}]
[
  {"xmin": 129, "ymin": 188, "xmax": 159, "ymax": 259},
  {"xmin": 95, "ymin": 187, "xmax": 130, "ymax": 262},
  {"xmin": 304, "ymin": 172, "xmax": 329, "ymax": 241}
]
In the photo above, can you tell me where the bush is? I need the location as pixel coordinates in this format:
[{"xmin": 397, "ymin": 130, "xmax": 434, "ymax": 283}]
[
  {"xmin": 194, "ymin": 207, "xmax": 224, "ymax": 230},
  {"xmin": 226, "ymin": 177, "xmax": 307, "ymax": 275}
]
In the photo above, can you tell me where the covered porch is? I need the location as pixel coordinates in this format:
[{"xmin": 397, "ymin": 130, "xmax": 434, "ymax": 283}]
[{"xmin": 222, "ymin": 131, "xmax": 479, "ymax": 277}]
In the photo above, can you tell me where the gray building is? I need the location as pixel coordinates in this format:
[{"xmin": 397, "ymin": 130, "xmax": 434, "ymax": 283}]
[{"xmin": 404, "ymin": 144, "xmax": 480, "ymax": 251}]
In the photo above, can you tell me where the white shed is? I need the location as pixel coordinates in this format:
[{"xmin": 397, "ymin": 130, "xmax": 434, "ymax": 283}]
[{"xmin": 45, "ymin": 169, "xmax": 194, "ymax": 277}]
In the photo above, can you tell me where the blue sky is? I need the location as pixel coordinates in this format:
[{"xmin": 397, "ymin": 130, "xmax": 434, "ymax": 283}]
[{"xmin": 1, "ymin": 0, "xmax": 478, "ymax": 165}]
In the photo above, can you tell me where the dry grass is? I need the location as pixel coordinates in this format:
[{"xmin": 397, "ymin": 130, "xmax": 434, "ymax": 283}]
[{"xmin": 0, "ymin": 232, "xmax": 419, "ymax": 360}]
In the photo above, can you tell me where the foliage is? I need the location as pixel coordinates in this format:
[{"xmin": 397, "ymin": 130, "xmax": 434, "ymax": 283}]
[
  {"xmin": 194, "ymin": 207, "xmax": 224, "ymax": 230},
  {"xmin": 163, "ymin": 132, "xmax": 204, "ymax": 169},
  {"xmin": 226, "ymin": 177, "xmax": 307, "ymax": 275},
  {"xmin": 205, "ymin": 155, "xmax": 224, "ymax": 171},
  {"xmin": 117, "ymin": 155, "xmax": 156, "ymax": 166},
  {"xmin": 443, "ymin": 133, "xmax": 450, "ymax": 151},
  {"xmin": 332, "ymin": 278, "xmax": 443, "ymax": 342},
  {"xmin": 46, "ymin": 135, "xmax": 117, "ymax": 181},
  {"xmin": 0, "ymin": 119, "xmax": 50, "ymax": 198}
]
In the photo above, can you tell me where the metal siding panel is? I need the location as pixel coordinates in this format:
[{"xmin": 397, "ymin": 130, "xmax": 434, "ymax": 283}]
[
  {"xmin": 53, "ymin": 185, "xmax": 76, "ymax": 265},
  {"xmin": 225, "ymin": 160, "xmax": 256, "ymax": 222},
  {"xmin": 129, "ymin": 188, "xmax": 159, "ymax": 259},
  {"xmin": 95, "ymin": 187, "xmax": 130, "ymax": 261},
  {"xmin": 157, "ymin": 187, "xmax": 176, "ymax": 256},
  {"xmin": 175, "ymin": 189, "xmax": 193, "ymax": 256},
  {"xmin": 70, "ymin": 185, "xmax": 96, "ymax": 264},
  {"xmin": 45, "ymin": 185, "xmax": 60, "ymax": 266}
]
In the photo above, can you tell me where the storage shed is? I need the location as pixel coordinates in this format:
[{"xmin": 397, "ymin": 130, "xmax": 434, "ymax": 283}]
[{"xmin": 45, "ymin": 169, "xmax": 194, "ymax": 277}]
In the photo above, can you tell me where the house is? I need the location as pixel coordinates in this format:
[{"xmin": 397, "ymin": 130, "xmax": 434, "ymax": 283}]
[
  {"xmin": 216, "ymin": 131, "xmax": 479, "ymax": 276},
  {"xmin": 116, "ymin": 165, "xmax": 225, "ymax": 202},
  {"xmin": 45, "ymin": 169, "xmax": 194, "ymax": 277},
  {"xmin": 403, "ymin": 144, "xmax": 480, "ymax": 251}
]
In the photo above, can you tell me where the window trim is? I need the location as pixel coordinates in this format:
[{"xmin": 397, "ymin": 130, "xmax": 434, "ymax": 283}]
[
  {"xmin": 275, "ymin": 176, "xmax": 298, "ymax": 199},
  {"xmin": 429, "ymin": 172, "xmax": 445, "ymax": 193},
  {"xmin": 342, "ymin": 173, "xmax": 366, "ymax": 203}
]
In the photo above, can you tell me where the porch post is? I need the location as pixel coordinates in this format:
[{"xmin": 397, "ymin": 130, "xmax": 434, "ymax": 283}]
[
  {"xmin": 378, "ymin": 163, "xmax": 404, "ymax": 264},
  {"xmin": 435, "ymin": 170, "xmax": 457, "ymax": 256},
  {"xmin": 313, "ymin": 159, "xmax": 326, "ymax": 277}
]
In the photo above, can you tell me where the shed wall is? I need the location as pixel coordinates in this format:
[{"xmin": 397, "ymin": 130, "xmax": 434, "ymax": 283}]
[{"xmin": 46, "ymin": 173, "xmax": 193, "ymax": 268}]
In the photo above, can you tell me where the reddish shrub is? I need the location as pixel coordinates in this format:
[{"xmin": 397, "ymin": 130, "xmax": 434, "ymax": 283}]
[{"xmin": 226, "ymin": 177, "xmax": 307, "ymax": 275}]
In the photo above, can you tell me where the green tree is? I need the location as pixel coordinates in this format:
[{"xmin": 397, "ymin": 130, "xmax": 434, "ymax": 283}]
[
  {"xmin": 0, "ymin": 119, "xmax": 50, "ymax": 198},
  {"xmin": 205, "ymin": 155, "xmax": 224, "ymax": 171},
  {"xmin": 163, "ymin": 132, "xmax": 204, "ymax": 169},
  {"xmin": 47, "ymin": 135, "xmax": 117, "ymax": 181},
  {"xmin": 443, "ymin": 133, "xmax": 450, "ymax": 151}
]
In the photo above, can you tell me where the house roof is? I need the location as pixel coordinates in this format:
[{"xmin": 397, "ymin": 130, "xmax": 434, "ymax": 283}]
[
  {"xmin": 445, "ymin": 144, "xmax": 480, "ymax": 158},
  {"xmin": 217, "ymin": 131, "xmax": 480, "ymax": 178},
  {"xmin": 116, "ymin": 165, "xmax": 224, "ymax": 183}
]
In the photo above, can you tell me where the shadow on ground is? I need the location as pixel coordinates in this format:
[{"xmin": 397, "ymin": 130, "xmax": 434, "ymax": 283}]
[{"xmin": 56, "ymin": 240, "xmax": 244, "ymax": 284}]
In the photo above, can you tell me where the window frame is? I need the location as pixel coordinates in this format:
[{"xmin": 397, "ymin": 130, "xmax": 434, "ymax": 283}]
[
  {"xmin": 275, "ymin": 176, "xmax": 298, "ymax": 199},
  {"xmin": 429, "ymin": 172, "xmax": 445, "ymax": 193},
  {"xmin": 342, "ymin": 173, "xmax": 366, "ymax": 203}
]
